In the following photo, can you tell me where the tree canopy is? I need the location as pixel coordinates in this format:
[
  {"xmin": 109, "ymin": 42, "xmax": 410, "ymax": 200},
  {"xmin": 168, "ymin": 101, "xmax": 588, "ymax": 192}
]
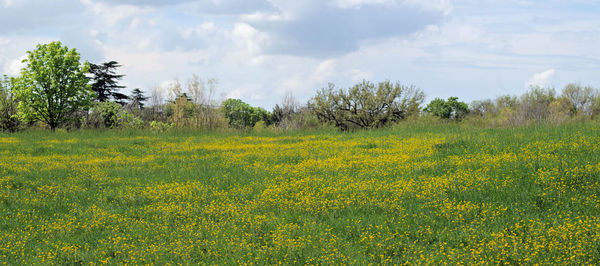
[
  {"xmin": 11, "ymin": 41, "xmax": 94, "ymax": 130},
  {"xmin": 308, "ymin": 80, "xmax": 425, "ymax": 130},
  {"xmin": 89, "ymin": 61, "xmax": 128, "ymax": 104},
  {"xmin": 423, "ymin": 97, "xmax": 469, "ymax": 121},
  {"xmin": 222, "ymin": 98, "xmax": 270, "ymax": 128}
]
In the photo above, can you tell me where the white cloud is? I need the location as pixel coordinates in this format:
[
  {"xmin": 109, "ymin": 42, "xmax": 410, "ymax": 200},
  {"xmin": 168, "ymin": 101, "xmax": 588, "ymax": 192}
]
[
  {"xmin": 1, "ymin": 0, "xmax": 600, "ymax": 108},
  {"xmin": 402, "ymin": 0, "xmax": 452, "ymax": 14},
  {"xmin": 232, "ymin": 23, "xmax": 269, "ymax": 55},
  {"xmin": 2, "ymin": 0, "xmax": 13, "ymax": 7},
  {"xmin": 313, "ymin": 59, "xmax": 337, "ymax": 83},
  {"xmin": 3, "ymin": 55, "xmax": 26, "ymax": 76},
  {"xmin": 350, "ymin": 69, "xmax": 372, "ymax": 82},
  {"xmin": 335, "ymin": 0, "xmax": 395, "ymax": 9},
  {"xmin": 526, "ymin": 69, "xmax": 556, "ymax": 88}
]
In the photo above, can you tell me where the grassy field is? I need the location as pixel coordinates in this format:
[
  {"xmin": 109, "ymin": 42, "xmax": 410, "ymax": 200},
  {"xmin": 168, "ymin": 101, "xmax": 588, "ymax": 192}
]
[{"xmin": 1, "ymin": 123, "xmax": 599, "ymax": 264}]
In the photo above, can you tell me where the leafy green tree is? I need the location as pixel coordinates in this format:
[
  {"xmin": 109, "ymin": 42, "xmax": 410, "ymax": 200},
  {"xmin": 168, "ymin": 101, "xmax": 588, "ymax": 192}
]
[
  {"xmin": 12, "ymin": 41, "xmax": 94, "ymax": 130},
  {"xmin": 89, "ymin": 61, "xmax": 128, "ymax": 104},
  {"xmin": 308, "ymin": 80, "xmax": 425, "ymax": 130},
  {"xmin": 222, "ymin": 98, "xmax": 270, "ymax": 128},
  {"xmin": 424, "ymin": 97, "xmax": 469, "ymax": 121},
  {"xmin": 0, "ymin": 75, "xmax": 20, "ymax": 132}
]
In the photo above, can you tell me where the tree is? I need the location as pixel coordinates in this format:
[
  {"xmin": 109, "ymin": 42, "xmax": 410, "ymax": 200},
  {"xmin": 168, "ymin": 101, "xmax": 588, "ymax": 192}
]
[
  {"xmin": 518, "ymin": 87, "xmax": 556, "ymax": 122},
  {"xmin": 222, "ymin": 98, "xmax": 270, "ymax": 128},
  {"xmin": 130, "ymin": 88, "xmax": 148, "ymax": 109},
  {"xmin": 561, "ymin": 83, "xmax": 597, "ymax": 116},
  {"xmin": 424, "ymin": 97, "xmax": 469, "ymax": 121},
  {"xmin": 308, "ymin": 80, "xmax": 425, "ymax": 130},
  {"xmin": 271, "ymin": 92, "xmax": 299, "ymax": 128},
  {"xmin": 0, "ymin": 75, "xmax": 20, "ymax": 132},
  {"xmin": 12, "ymin": 41, "xmax": 94, "ymax": 130},
  {"xmin": 470, "ymin": 99, "xmax": 496, "ymax": 119},
  {"xmin": 89, "ymin": 61, "xmax": 128, "ymax": 104}
]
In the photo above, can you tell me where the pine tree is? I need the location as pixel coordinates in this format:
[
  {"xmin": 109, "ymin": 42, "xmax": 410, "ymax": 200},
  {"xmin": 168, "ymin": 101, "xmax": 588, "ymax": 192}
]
[
  {"xmin": 89, "ymin": 61, "xmax": 128, "ymax": 105},
  {"xmin": 130, "ymin": 88, "xmax": 148, "ymax": 109}
]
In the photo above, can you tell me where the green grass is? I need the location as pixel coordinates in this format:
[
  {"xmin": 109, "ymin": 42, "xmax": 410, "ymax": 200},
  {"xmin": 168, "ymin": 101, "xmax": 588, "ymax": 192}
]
[{"xmin": 0, "ymin": 122, "xmax": 599, "ymax": 264}]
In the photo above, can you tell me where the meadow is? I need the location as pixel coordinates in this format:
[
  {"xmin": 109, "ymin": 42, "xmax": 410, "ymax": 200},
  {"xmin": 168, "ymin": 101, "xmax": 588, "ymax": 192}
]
[{"xmin": 0, "ymin": 123, "xmax": 599, "ymax": 264}]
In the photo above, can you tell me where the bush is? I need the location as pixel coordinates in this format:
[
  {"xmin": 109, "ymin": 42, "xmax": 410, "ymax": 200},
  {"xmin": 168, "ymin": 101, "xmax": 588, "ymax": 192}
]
[
  {"xmin": 548, "ymin": 97, "xmax": 573, "ymax": 124},
  {"xmin": 117, "ymin": 111, "xmax": 144, "ymax": 129},
  {"xmin": 308, "ymin": 80, "xmax": 424, "ymax": 130},
  {"xmin": 150, "ymin": 121, "xmax": 173, "ymax": 133},
  {"xmin": 82, "ymin": 101, "xmax": 144, "ymax": 129},
  {"xmin": 168, "ymin": 94, "xmax": 195, "ymax": 129}
]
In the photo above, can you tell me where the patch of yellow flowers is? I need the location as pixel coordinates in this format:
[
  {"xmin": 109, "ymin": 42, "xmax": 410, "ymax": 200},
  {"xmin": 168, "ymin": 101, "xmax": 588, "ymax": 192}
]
[{"xmin": 0, "ymin": 132, "xmax": 598, "ymax": 264}]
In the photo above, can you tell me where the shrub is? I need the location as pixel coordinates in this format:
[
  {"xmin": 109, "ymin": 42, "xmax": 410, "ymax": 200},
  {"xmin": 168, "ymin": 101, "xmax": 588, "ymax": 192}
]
[
  {"xmin": 150, "ymin": 121, "xmax": 173, "ymax": 133},
  {"xmin": 82, "ymin": 101, "xmax": 144, "ymax": 129},
  {"xmin": 117, "ymin": 111, "xmax": 145, "ymax": 129},
  {"xmin": 548, "ymin": 97, "xmax": 573, "ymax": 124},
  {"xmin": 168, "ymin": 94, "xmax": 195, "ymax": 129},
  {"xmin": 97, "ymin": 101, "xmax": 122, "ymax": 128}
]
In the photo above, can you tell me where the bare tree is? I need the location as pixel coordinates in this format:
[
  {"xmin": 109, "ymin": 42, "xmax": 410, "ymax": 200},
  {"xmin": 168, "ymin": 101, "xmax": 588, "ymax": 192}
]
[
  {"xmin": 151, "ymin": 85, "xmax": 164, "ymax": 109},
  {"xmin": 562, "ymin": 83, "xmax": 597, "ymax": 116},
  {"xmin": 167, "ymin": 78, "xmax": 183, "ymax": 102},
  {"xmin": 187, "ymin": 74, "xmax": 205, "ymax": 105},
  {"xmin": 518, "ymin": 86, "xmax": 556, "ymax": 122}
]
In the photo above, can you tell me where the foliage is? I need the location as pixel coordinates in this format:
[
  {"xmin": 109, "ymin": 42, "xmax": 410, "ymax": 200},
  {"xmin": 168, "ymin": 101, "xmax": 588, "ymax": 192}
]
[
  {"xmin": 88, "ymin": 61, "xmax": 128, "ymax": 104},
  {"xmin": 82, "ymin": 101, "xmax": 143, "ymax": 129},
  {"xmin": 11, "ymin": 41, "xmax": 94, "ymax": 130},
  {"xmin": 150, "ymin": 120, "xmax": 173, "ymax": 132},
  {"xmin": 222, "ymin": 98, "xmax": 271, "ymax": 129},
  {"xmin": 308, "ymin": 80, "xmax": 425, "ymax": 130},
  {"xmin": 116, "ymin": 111, "xmax": 144, "ymax": 129},
  {"xmin": 167, "ymin": 94, "xmax": 195, "ymax": 129},
  {"xmin": 424, "ymin": 96, "xmax": 469, "ymax": 121},
  {"xmin": 0, "ymin": 76, "xmax": 20, "ymax": 132},
  {"xmin": 97, "ymin": 101, "xmax": 122, "ymax": 128}
]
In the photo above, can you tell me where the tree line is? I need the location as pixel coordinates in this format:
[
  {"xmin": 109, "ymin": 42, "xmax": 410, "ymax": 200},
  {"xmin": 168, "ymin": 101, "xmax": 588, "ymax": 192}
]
[{"xmin": 1, "ymin": 41, "xmax": 600, "ymax": 133}]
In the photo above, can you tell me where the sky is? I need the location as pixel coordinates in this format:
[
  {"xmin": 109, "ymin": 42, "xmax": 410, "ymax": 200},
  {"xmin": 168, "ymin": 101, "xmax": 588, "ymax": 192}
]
[{"xmin": 1, "ymin": 0, "xmax": 599, "ymax": 108}]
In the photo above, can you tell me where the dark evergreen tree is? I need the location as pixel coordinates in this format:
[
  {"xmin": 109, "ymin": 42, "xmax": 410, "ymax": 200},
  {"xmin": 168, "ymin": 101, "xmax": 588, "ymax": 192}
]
[
  {"xmin": 130, "ymin": 88, "xmax": 148, "ymax": 109},
  {"xmin": 89, "ymin": 61, "xmax": 128, "ymax": 105}
]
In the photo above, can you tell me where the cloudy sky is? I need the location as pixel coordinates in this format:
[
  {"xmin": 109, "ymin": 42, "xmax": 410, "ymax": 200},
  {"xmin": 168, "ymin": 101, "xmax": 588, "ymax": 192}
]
[{"xmin": 1, "ymin": 0, "xmax": 599, "ymax": 108}]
